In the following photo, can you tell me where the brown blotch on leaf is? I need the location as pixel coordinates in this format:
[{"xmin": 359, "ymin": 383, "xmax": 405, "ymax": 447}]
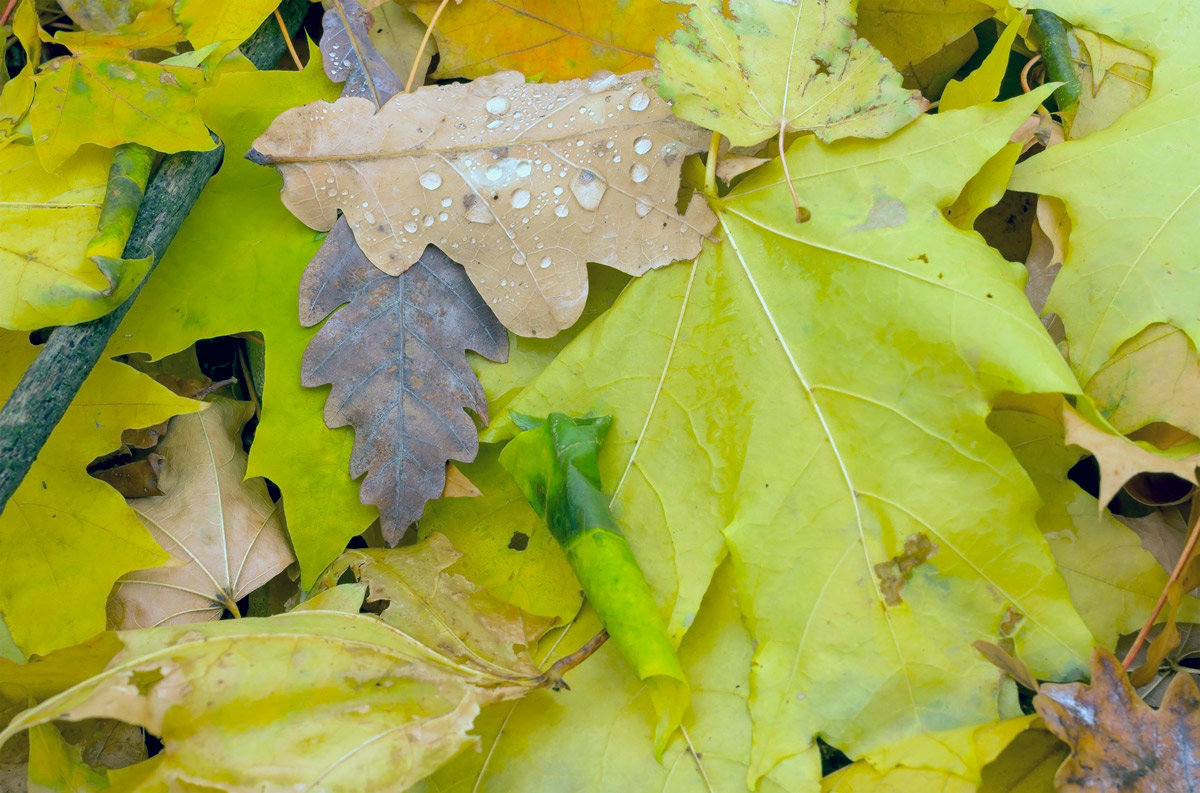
[
  {"xmin": 873, "ymin": 533, "xmax": 938, "ymax": 606},
  {"xmin": 508, "ymin": 531, "xmax": 530, "ymax": 551}
]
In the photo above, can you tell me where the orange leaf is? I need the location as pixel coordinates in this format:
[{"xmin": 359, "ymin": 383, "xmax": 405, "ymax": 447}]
[{"xmin": 402, "ymin": 0, "xmax": 685, "ymax": 80}]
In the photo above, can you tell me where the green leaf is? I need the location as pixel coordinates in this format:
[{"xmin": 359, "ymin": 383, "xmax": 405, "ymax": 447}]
[
  {"xmin": 1009, "ymin": 2, "xmax": 1199, "ymax": 383},
  {"xmin": 499, "ymin": 413, "xmax": 688, "ymax": 750},
  {"xmin": 487, "ymin": 89, "xmax": 1093, "ymax": 786},
  {"xmin": 30, "ymin": 56, "xmax": 214, "ymax": 170},
  {"xmin": 654, "ymin": 0, "xmax": 927, "ymax": 147},
  {"xmin": 417, "ymin": 562, "xmax": 821, "ymax": 793},
  {"xmin": 0, "ymin": 143, "xmax": 152, "ymax": 330},
  {"xmin": 0, "ymin": 333, "xmax": 199, "ymax": 655},
  {"xmin": 106, "ymin": 53, "xmax": 375, "ymax": 588},
  {"xmin": 27, "ymin": 723, "xmax": 108, "ymax": 793}
]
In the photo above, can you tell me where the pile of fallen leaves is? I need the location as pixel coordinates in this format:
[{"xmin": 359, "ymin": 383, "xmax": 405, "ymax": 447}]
[{"xmin": 2, "ymin": 0, "xmax": 1199, "ymax": 791}]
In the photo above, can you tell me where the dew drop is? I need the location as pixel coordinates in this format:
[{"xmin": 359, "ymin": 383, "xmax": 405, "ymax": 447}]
[
  {"xmin": 516, "ymin": 160, "xmax": 533, "ymax": 178},
  {"xmin": 411, "ymin": 207, "xmax": 421, "ymax": 216},
  {"xmin": 634, "ymin": 136, "xmax": 652, "ymax": 155},
  {"xmin": 364, "ymin": 211, "xmax": 376, "ymax": 224},
  {"xmin": 486, "ymin": 119, "xmax": 504, "ymax": 130},
  {"xmin": 438, "ymin": 212, "xmax": 449, "ymax": 221},
  {"xmin": 486, "ymin": 96, "xmax": 510, "ymax": 114},
  {"xmin": 419, "ymin": 171, "xmax": 442, "ymax": 190},
  {"xmin": 403, "ymin": 220, "xmax": 418, "ymax": 233},
  {"xmin": 486, "ymin": 166, "xmax": 503, "ymax": 181},
  {"xmin": 635, "ymin": 197, "xmax": 654, "ymax": 217},
  {"xmin": 586, "ymin": 70, "xmax": 619, "ymax": 92},
  {"xmin": 629, "ymin": 91, "xmax": 650, "ymax": 112},
  {"xmin": 553, "ymin": 186, "xmax": 564, "ymax": 196},
  {"xmin": 540, "ymin": 256, "xmax": 552, "ymax": 269},
  {"xmin": 326, "ymin": 188, "xmax": 337, "ymax": 197},
  {"xmin": 511, "ymin": 189, "xmax": 531, "ymax": 209},
  {"xmin": 423, "ymin": 215, "xmax": 435, "ymax": 227},
  {"xmin": 325, "ymin": 176, "xmax": 335, "ymax": 184},
  {"xmin": 630, "ymin": 163, "xmax": 650, "ymax": 183},
  {"xmin": 555, "ymin": 204, "xmax": 569, "ymax": 218},
  {"xmin": 465, "ymin": 195, "xmax": 494, "ymax": 224}
]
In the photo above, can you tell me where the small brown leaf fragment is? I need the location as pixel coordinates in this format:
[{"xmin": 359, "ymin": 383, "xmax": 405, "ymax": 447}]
[
  {"xmin": 1035, "ymin": 648, "xmax": 1200, "ymax": 793},
  {"xmin": 873, "ymin": 533, "xmax": 938, "ymax": 606},
  {"xmin": 442, "ymin": 463, "xmax": 482, "ymax": 498},
  {"xmin": 251, "ymin": 69, "xmax": 717, "ymax": 336},
  {"xmin": 90, "ymin": 452, "xmax": 164, "ymax": 498}
]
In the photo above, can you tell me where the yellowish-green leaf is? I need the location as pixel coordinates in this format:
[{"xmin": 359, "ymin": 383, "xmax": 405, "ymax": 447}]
[
  {"xmin": 0, "ymin": 0, "xmax": 39, "ymax": 147},
  {"xmin": 416, "ymin": 562, "xmax": 821, "ymax": 793},
  {"xmin": 27, "ymin": 723, "xmax": 107, "ymax": 793},
  {"xmin": 175, "ymin": 0, "xmax": 279, "ymax": 55},
  {"xmin": 1084, "ymin": 324, "xmax": 1200, "ymax": 437},
  {"xmin": 0, "ymin": 333, "xmax": 200, "ymax": 655},
  {"xmin": 30, "ymin": 56, "xmax": 214, "ymax": 170},
  {"xmin": 2, "ymin": 537, "xmax": 553, "ymax": 793},
  {"xmin": 107, "ymin": 54, "xmax": 372, "ymax": 590},
  {"xmin": 977, "ymin": 726, "xmax": 1065, "ymax": 792},
  {"xmin": 654, "ymin": 0, "xmax": 927, "ymax": 147},
  {"xmin": 858, "ymin": 0, "xmax": 992, "ymax": 74},
  {"xmin": 108, "ymin": 400, "xmax": 294, "ymax": 629},
  {"xmin": 51, "ymin": 5, "xmax": 185, "ymax": 51},
  {"xmin": 486, "ymin": 89, "xmax": 1092, "ymax": 787},
  {"xmin": 941, "ymin": 14, "xmax": 1024, "ymax": 111},
  {"xmin": 990, "ymin": 408, "xmax": 1200, "ymax": 646},
  {"xmin": 821, "ymin": 716, "xmax": 1037, "ymax": 793},
  {"xmin": 1009, "ymin": 1, "xmax": 1200, "ymax": 382},
  {"xmin": 402, "ymin": 0, "xmax": 685, "ymax": 81},
  {"xmin": 1069, "ymin": 27, "xmax": 1152, "ymax": 138}
]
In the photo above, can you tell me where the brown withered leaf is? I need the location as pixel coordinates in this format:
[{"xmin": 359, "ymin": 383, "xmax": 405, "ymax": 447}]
[
  {"xmin": 301, "ymin": 232, "xmax": 506, "ymax": 543},
  {"xmin": 321, "ymin": 0, "xmax": 404, "ymax": 110},
  {"xmin": 299, "ymin": 17, "xmax": 507, "ymax": 544},
  {"xmin": 1035, "ymin": 648, "xmax": 1200, "ymax": 792},
  {"xmin": 107, "ymin": 401, "xmax": 294, "ymax": 628},
  {"xmin": 249, "ymin": 69, "xmax": 716, "ymax": 337}
]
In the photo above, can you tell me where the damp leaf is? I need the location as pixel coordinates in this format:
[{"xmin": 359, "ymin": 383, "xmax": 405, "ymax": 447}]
[
  {"xmin": 249, "ymin": 69, "xmax": 716, "ymax": 337},
  {"xmin": 654, "ymin": 0, "xmax": 928, "ymax": 147},
  {"xmin": 1035, "ymin": 648, "xmax": 1200, "ymax": 793},
  {"xmin": 107, "ymin": 400, "xmax": 294, "ymax": 629}
]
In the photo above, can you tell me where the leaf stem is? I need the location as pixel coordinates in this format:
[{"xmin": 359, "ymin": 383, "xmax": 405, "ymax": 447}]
[
  {"xmin": 274, "ymin": 8, "xmax": 304, "ymax": 71},
  {"xmin": 0, "ymin": 0, "xmax": 17, "ymax": 26},
  {"xmin": 778, "ymin": 120, "xmax": 810, "ymax": 223},
  {"xmin": 1122, "ymin": 507, "xmax": 1200, "ymax": 669},
  {"xmin": 539, "ymin": 629, "xmax": 608, "ymax": 690},
  {"xmin": 704, "ymin": 130, "xmax": 720, "ymax": 197},
  {"xmin": 405, "ymin": 0, "xmax": 452, "ymax": 93}
]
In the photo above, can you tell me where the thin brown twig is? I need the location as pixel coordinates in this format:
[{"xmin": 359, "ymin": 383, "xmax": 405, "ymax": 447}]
[
  {"xmin": 1020, "ymin": 54, "xmax": 1043, "ymax": 94},
  {"xmin": 539, "ymin": 629, "xmax": 609, "ymax": 690},
  {"xmin": 0, "ymin": 0, "xmax": 18, "ymax": 27},
  {"xmin": 1122, "ymin": 509, "xmax": 1200, "ymax": 669},
  {"xmin": 274, "ymin": 8, "xmax": 304, "ymax": 70},
  {"xmin": 405, "ymin": 0, "xmax": 452, "ymax": 93}
]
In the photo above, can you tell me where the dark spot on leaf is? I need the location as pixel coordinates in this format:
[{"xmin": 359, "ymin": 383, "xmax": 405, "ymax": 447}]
[
  {"xmin": 812, "ymin": 56, "xmax": 832, "ymax": 76},
  {"xmin": 508, "ymin": 531, "xmax": 530, "ymax": 551},
  {"xmin": 873, "ymin": 533, "xmax": 938, "ymax": 606},
  {"xmin": 911, "ymin": 253, "xmax": 929, "ymax": 263},
  {"xmin": 986, "ymin": 293, "xmax": 993, "ymax": 298}
]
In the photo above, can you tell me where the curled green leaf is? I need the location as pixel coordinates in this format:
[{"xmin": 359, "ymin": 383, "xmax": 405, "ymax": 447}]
[{"xmin": 499, "ymin": 412, "xmax": 688, "ymax": 751}]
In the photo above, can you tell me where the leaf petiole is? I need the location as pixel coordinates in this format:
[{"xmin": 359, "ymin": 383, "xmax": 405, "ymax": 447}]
[
  {"xmin": 704, "ymin": 130, "xmax": 720, "ymax": 197},
  {"xmin": 778, "ymin": 120, "xmax": 810, "ymax": 223}
]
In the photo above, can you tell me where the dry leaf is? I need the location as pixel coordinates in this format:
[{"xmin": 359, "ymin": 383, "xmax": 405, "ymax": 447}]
[
  {"xmin": 250, "ymin": 69, "xmax": 716, "ymax": 337},
  {"xmin": 321, "ymin": 0, "xmax": 404, "ymax": 110},
  {"xmin": 1035, "ymin": 648, "xmax": 1200, "ymax": 792},
  {"xmin": 300, "ymin": 232, "xmax": 506, "ymax": 543},
  {"xmin": 107, "ymin": 401, "xmax": 294, "ymax": 628}
]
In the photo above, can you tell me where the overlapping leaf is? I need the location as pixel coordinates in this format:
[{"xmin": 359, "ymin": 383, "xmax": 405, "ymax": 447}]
[
  {"xmin": 250, "ymin": 69, "xmax": 716, "ymax": 336},
  {"xmin": 402, "ymin": 0, "xmax": 686, "ymax": 81},
  {"xmin": 107, "ymin": 55, "xmax": 375, "ymax": 589},
  {"xmin": 299, "ymin": 3, "xmax": 507, "ymax": 545},
  {"xmin": 107, "ymin": 400, "xmax": 294, "ymax": 629},
  {"xmin": 0, "ymin": 537, "xmax": 553, "ymax": 793},
  {"xmin": 484, "ymin": 91, "xmax": 1093, "ymax": 786},
  {"xmin": 655, "ymin": 0, "xmax": 928, "ymax": 147},
  {"xmin": 0, "ymin": 334, "xmax": 199, "ymax": 654},
  {"xmin": 857, "ymin": 0, "xmax": 991, "ymax": 75},
  {"xmin": 1035, "ymin": 648, "xmax": 1200, "ymax": 793},
  {"xmin": 1010, "ymin": 1, "xmax": 1200, "ymax": 384}
]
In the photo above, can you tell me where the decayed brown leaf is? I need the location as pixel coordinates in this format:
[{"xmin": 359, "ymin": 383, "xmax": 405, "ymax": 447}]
[
  {"xmin": 250, "ymin": 69, "xmax": 716, "ymax": 337},
  {"xmin": 300, "ymin": 230, "xmax": 507, "ymax": 543},
  {"xmin": 1035, "ymin": 648, "xmax": 1200, "ymax": 793},
  {"xmin": 107, "ymin": 401, "xmax": 294, "ymax": 628}
]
